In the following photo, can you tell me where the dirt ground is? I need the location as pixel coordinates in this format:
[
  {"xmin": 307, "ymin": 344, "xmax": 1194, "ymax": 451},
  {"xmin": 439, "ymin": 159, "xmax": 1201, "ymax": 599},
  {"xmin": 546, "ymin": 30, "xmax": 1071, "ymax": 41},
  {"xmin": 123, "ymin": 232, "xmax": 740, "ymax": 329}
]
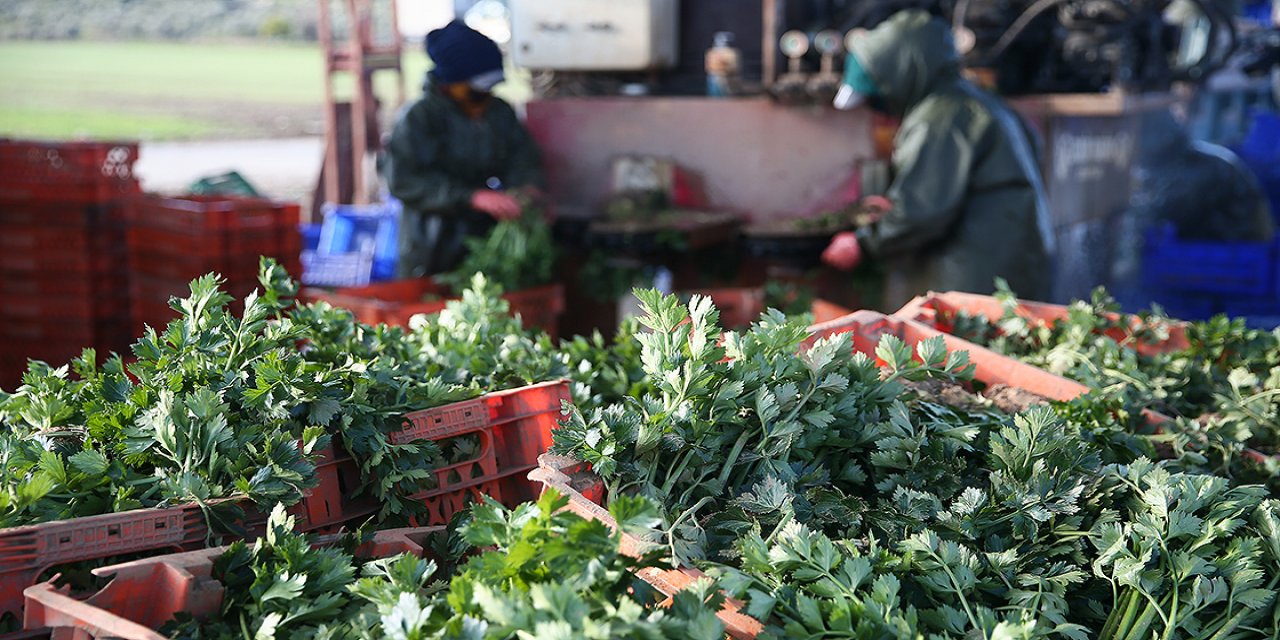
[
  {"xmin": 132, "ymin": 99, "xmax": 392, "ymax": 217},
  {"xmin": 904, "ymin": 378, "xmax": 1050, "ymax": 415}
]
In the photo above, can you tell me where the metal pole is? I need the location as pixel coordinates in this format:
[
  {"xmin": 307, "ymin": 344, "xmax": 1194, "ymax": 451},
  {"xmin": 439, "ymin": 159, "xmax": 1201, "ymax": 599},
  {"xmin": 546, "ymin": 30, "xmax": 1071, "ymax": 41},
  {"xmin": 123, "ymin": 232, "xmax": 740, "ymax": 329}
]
[
  {"xmin": 763, "ymin": 0, "xmax": 778, "ymax": 89},
  {"xmin": 349, "ymin": 0, "xmax": 369, "ymax": 203},
  {"xmin": 319, "ymin": 0, "xmax": 342, "ymax": 209}
]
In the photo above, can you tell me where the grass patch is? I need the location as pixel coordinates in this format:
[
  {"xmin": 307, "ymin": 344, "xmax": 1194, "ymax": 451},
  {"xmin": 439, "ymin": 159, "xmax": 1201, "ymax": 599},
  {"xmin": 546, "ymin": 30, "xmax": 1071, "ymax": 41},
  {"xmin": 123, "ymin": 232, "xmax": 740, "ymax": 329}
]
[
  {"xmin": 0, "ymin": 40, "xmax": 325, "ymax": 105},
  {"xmin": 0, "ymin": 40, "xmax": 531, "ymax": 141},
  {"xmin": 0, "ymin": 105, "xmax": 218, "ymax": 139}
]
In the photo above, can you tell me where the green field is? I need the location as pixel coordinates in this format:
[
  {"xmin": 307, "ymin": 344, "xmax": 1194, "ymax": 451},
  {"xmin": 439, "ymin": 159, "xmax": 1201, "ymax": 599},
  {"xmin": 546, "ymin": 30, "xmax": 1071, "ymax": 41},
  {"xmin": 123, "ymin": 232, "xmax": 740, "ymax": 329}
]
[{"xmin": 0, "ymin": 40, "xmax": 529, "ymax": 140}]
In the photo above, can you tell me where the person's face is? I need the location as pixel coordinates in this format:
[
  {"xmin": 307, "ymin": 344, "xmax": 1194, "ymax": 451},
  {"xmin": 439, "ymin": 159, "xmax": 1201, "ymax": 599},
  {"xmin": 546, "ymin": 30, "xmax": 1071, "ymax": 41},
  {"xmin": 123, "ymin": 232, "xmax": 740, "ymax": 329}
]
[{"xmin": 444, "ymin": 83, "xmax": 493, "ymax": 116}]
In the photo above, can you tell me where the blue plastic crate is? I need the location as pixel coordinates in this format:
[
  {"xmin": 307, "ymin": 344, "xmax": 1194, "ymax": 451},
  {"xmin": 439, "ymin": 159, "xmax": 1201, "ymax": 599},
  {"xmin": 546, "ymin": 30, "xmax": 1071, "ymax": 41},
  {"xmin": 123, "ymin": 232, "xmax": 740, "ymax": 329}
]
[
  {"xmin": 1221, "ymin": 295, "xmax": 1280, "ymax": 329},
  {"xmin": 1242, "ymin": 0, "xmax": 1271, "ymax": 25},
  {"xmin": 1236, "ymin": 111, "xmax": 1280, "ymax": 223},
  {"xmin": 301, "ymin": 223, "xmax": 322, "ymax": 252},
  {"xmin": 1143, "ymin": 225, "xmax": 1280, "ymax": 297},
  {"xmin": 318, "ymin": 200, "xmax": 400, "ymax": 281},
  {"xmin": 1144, "ymin": 290, "xmax": 1221, "ymax": 322},
  {"xmin": 301, "ymin": 250, "xmax": 374, "ymax": 287}
]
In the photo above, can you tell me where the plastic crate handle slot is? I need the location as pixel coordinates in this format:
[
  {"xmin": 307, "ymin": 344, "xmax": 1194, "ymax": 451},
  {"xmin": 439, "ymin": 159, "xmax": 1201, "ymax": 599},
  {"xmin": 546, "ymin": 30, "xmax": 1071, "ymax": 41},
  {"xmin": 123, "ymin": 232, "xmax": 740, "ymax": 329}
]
[{"xmin": 432, "ymin": 429, "xmax": 498, "ymax": 487}]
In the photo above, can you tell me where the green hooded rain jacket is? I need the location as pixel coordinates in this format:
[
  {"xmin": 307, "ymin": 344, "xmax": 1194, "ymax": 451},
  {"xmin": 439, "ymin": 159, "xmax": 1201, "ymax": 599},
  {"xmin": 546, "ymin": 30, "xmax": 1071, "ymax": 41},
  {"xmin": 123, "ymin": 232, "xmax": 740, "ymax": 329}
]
[
  {"xmin": 853, "ymin": 10, "xmax": 1053, "ymax": 306},
  {"xmin": 382, "ymin": 80, "xmax": 544, "ymax": 277}
]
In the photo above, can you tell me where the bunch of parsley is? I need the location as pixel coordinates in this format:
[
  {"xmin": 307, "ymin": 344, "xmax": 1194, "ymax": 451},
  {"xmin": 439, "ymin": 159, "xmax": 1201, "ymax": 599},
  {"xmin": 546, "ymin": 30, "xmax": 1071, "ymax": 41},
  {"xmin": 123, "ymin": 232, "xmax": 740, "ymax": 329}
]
[
  {"xmin": 166, "ymin": 492, "xmax": 726, "ymax": 640},
  {"xmin": 0, "ymin": 265, "xmax": 569, "ymax": 529},
  {"xmin": 553, "ymin": 290, "xmax": 1280, "ymax": 638}
]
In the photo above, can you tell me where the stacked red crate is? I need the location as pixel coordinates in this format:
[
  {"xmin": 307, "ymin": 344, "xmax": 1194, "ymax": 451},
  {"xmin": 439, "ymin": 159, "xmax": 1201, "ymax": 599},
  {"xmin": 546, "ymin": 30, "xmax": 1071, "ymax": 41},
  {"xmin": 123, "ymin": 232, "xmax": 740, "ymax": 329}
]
[
  {"xmin": 0, "ymin": 139, "xmax": 141, "ymax": 389},
  {"xmin": 124, "ymin": 194, "xmax": 302, "ymax": 335}
]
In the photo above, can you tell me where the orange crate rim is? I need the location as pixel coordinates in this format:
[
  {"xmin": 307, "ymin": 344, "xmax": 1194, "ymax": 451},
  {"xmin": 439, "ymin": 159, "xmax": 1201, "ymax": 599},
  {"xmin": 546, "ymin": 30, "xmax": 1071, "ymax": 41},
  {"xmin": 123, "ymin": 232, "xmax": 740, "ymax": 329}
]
[
  {"xmin": 22, "ymin": 526, "xmax": 443, "ymax": 640},
  {"xmin": 895, "ymin": 290, "xmax": 1191, "ymax": 356}
]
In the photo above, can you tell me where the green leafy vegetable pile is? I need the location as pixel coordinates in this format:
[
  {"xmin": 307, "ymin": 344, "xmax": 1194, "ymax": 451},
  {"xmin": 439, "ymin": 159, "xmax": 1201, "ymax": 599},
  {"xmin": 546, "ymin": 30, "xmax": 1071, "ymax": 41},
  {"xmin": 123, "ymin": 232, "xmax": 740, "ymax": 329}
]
[
  {"xmin": 0, "ymin": 264, "xmax": 568, "ymax": 529},
  {"xmin": 165, "ymin": 491, "xmax": 726, "ymax": 640},
  {"xmin": 0, "ymin": 264, "xmax": 330, "ymax": 529},
  {"xmin": 552, "ymin": 290, "xmax": 1280, "ymax": 638},
  {"xmin": 942, "ymin": 282, "xmax": 1280, "ymax": 474},
  {"xmin": 9, "ymin": 261, "xmax": 1280, "ymax": 639},
  {"xmin": 556, "ymin": 316, "xmax": 651, "ymax": 411},
  {"xmin": 437, "ymin": 202, "xmax": 557, "ymax": 297}
]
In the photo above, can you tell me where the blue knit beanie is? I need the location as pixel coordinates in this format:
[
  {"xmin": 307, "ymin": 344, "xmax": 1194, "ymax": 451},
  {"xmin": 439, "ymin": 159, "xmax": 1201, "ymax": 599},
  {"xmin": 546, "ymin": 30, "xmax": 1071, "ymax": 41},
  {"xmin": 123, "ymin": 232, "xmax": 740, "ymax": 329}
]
[{"xmin": 425, "ymin": 20, "xmax": 503, "ymax": 85}]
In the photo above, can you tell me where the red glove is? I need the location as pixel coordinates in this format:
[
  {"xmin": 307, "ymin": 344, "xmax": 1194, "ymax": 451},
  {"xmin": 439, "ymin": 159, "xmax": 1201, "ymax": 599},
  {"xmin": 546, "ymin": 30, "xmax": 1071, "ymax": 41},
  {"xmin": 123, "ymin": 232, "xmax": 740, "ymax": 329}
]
[
  {"xmin": 470, "ymin": 190, "xmax": 522, "ymax": 220},
  {"xmin": 861, "ymin": 195, "xmax": 892, "ymax": 224},
  {"xmin": 517, "ymin": 187, "xmax": 555, "ymax": 222},
  {"xmin": 823, "ymin": 231, "xmax": 863, "ymax": 271},
  {"xmin": 862, "ymin": 195, "xmax": 893, "ymax": 213}
]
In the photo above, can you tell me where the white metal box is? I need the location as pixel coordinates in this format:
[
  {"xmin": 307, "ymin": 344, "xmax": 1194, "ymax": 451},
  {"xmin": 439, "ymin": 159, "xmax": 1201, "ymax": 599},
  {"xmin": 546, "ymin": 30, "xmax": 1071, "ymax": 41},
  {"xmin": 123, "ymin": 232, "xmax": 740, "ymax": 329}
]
[{"xmin": 510, "ymin": 0, "xmax": 679, "ymax": 71}]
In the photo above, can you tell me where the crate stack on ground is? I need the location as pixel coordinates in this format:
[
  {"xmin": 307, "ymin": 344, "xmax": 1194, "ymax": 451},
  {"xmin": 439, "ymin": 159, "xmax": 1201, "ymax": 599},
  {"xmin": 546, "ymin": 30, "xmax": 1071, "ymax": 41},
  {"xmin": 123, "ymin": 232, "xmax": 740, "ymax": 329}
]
[
  {"xmin": 125, "ymin": 195, "xmax": 302, "ymax": 335},
  {"xmin": 0, "ymin": 139, "xmax": 141, "ymax": 389}
]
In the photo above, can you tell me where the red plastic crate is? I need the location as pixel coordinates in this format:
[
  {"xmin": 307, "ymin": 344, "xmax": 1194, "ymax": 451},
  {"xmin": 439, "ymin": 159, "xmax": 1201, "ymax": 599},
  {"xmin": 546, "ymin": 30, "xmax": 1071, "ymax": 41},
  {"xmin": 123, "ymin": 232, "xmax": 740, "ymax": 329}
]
[
  {"xmin": 0, "ymin": 343, "xmax": 96, "ymax": 376},
  {"xmin": 0, "ymin": 204, "xmax": 116, "ymax": 228},
  {"xmin": 0, "ymin": 271, "xmax": 103, "ymax": 298},
  {"xmin": 806, "ymin": 309, "xmax": 1092, "ymax": 401},
  {"xmin": 125, "ymin": 195, "xmax": 301, "ymax": 287},
  {"xmin": 22, "ymin": 526, "xmax": 441, "ymax": 640},
  {"xmin": 126, "ymin": 250, "xmax": 261, "ymax": 289},
  {"xmin": 0, "ymin": 140, "xmax": 140, "ymax": 205},
  {"xmin": 532, "ymin": 455, "xmax": 764, "ymax": 639},
  {"xmin": 126, "ymin": 226, "xmax": 280, "ymax": 262},
  {"xmin": 811, "ymin": 298, "xmax": 854, "ymax": 324},
  {"xmin": 0, "ymin": 248, "xmax": 123, "ymax": 275},
  {"xmin": 806, "ymin": 309, "xmax": 1173, "ymax": 433},
  {"xmin": 125, "ymin": 195, "xmax": 298, "ymax": 237},
  {"xmin": 889, "ymin": 296, "xmax": 1276, "ymax": 465},
  {"xmin": 0, "ymin": 226, "xmax": 116, "ymax": 255},
  {"xmin": 2, "ymin": 293, "xmax": 126, "ymax": 323},
  {"xmin": 527, "ymin": 312, "xmax": 1135, "ymax": 640},
  {"xmin": 895, "ymin": 291, "xmax": 1191, "ymax": 357},
  {"xmin": 530, "ymin": 311, "xmax": 1151, "ymax": 640},
  {"xmin": 0, "ymin": 382, "xmax": 571, "ymax": 624},
  {"xmin": 684, "ymin": 287, "xmax": 764, "ymax": 328},
  {"xmin": 397, "ymin": 380, "xmax": 571, "ymax": 525},
  {"xmin": 303, "ymin": 279, "xmax": 566, "ymax": 338},
  {"xmin": 0, "ymin": 446, "xmax": 362, "ymax": 624},
  {"xmin": 0, "ymin": 319, "xmax": 127, "ymax": 352}
]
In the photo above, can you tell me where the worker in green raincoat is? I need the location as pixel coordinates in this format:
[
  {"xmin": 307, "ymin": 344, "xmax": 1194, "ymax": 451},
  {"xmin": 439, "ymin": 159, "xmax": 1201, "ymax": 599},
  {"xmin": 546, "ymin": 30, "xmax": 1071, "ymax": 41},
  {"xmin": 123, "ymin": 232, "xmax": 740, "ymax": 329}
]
[
  {"xmin": 382, "ymin": 20, "xmax": 544, "ymax": 278},
  {"xmin": 822, "ymin": 9, "xmax": 1053, "ymax": 308}
]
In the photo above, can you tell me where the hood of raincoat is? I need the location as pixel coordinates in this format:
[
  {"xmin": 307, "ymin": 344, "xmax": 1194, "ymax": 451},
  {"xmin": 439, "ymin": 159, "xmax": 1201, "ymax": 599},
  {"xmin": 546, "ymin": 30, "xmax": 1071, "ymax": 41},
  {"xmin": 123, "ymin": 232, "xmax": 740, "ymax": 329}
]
[{"xmin": 848, "ymin": 10, "xmax": 961, "ymax": 117}]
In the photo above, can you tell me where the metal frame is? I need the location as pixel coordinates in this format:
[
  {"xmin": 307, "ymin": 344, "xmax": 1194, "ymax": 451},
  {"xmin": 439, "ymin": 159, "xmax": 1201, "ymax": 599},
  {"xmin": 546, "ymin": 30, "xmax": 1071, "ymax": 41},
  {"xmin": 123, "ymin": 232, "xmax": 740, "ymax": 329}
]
[{"xmin": 317, "ymin": 0, "xmax": 406, "ymax": 206}]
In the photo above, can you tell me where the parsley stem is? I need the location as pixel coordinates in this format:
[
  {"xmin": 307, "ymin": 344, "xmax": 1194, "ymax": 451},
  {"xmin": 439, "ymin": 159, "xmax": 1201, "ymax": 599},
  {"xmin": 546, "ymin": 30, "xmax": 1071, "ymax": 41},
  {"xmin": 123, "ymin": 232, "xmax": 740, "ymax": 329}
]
[
  {"xmin": 715, "ymin": 430, "xmax": 752, "ymax": 493},
  {"xmin": 1103, "ymin": 588, "xmax": 1135, "ymax": 639},
  {"xmin": 1162, "ymin": 580, "xmax": 1180, "ymax": 640},
  {"xmin": 659, "ymin": 450, "xmax": 697, "ymax": 500},
  {"xmin": 666, "ymin": 496, "xmax": 713, "ymax": 559},
  {"xmin": 924, "ymin": 546, "xmax": 980, "ymax": 632},
  {"xmin": 764, "ymin": 511, "xmax": 794, "ymax": 546}
]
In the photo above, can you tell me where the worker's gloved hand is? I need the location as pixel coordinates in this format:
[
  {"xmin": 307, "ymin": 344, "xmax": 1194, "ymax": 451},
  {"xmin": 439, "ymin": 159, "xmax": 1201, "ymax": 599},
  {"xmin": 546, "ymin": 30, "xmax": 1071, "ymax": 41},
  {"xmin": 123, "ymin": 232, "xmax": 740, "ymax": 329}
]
[
  {"xmin": 860, "ymin": 195, "xmax": 892, "ymax": 223},
  {"xmin": 514, "ymin": 186, "xmax": 556, "ymax": 222},
  {"xmin": 470, "ymin": 190, "xmax": 523, "ymax": 221},
  {"xmin": 822, "ymin": 231, "xmax": 863, "ymax": 271},
  {"xmin": 862, "ymin": 194, "xmax": 892, "ymax": 213}
]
